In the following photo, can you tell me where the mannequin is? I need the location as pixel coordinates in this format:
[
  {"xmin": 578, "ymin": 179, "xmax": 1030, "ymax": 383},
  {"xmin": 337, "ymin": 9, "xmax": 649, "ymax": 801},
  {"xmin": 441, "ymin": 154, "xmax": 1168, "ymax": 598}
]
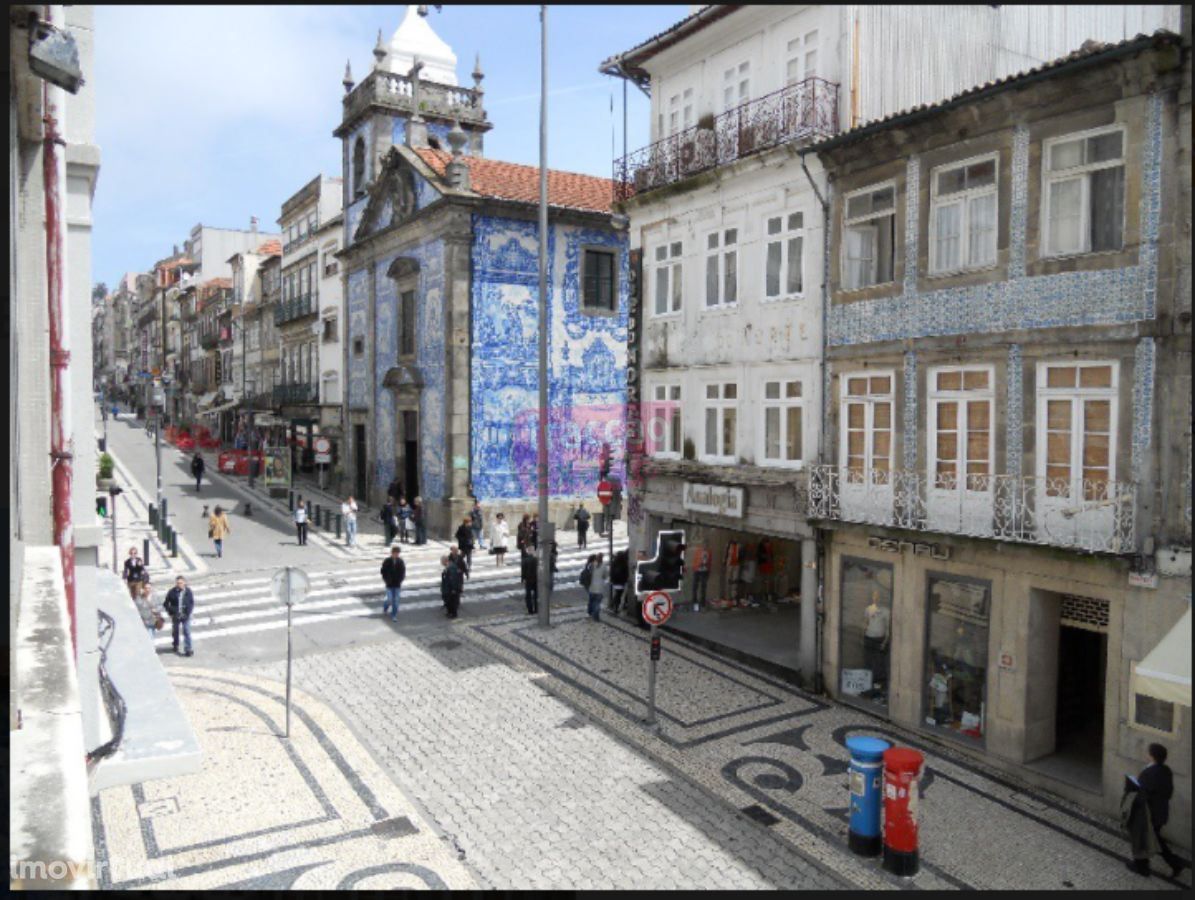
[
  {"xmin": 739, "ymin": 545, "xmax": 757, "ymax": 606},
  {"xmin": 863, "ymin": 590, "xmax": 891, "ymax": 695}
]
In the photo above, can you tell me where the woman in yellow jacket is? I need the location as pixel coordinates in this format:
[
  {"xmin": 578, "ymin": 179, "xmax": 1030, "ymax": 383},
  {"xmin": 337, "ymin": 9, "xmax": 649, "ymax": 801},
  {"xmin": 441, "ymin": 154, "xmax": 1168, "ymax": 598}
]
[{"xmin": 209, "ymin": 505, "xmax": 232, "ymax": 559}]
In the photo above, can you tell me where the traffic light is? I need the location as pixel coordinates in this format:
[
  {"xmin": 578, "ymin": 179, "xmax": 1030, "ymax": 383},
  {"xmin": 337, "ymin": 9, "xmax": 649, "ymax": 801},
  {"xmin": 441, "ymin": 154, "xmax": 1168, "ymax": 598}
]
[{"xmin": 635, "ymin": 529, "xmax": 686, "ymax": 593}]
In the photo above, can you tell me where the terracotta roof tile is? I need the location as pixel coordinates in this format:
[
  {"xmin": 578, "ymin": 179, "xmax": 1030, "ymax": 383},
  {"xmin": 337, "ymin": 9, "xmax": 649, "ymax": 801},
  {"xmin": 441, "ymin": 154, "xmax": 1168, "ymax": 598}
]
[
  {"xmin": 201, "ymin": 277, "xmax": 233, "ymax": 290},
  {"xmin": 415, "ymin": 149, "xmax": 614, "ymax": 214},
  {"xmin": 255, "ymin": 239, "xmax": 282, "ymax": 257}
]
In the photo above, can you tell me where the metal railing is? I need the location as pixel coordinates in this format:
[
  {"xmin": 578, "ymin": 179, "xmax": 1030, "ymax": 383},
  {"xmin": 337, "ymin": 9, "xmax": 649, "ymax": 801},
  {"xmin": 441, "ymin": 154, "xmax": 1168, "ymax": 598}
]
[
  {"xmin": 274, "ymin": 294, "xmax": 316, "ymax": 325},
  {"xmin": 613, "ymin": 76, "xmax": 838, "ymax": 203},
  {"xmin": 806, "ymin": 464, "xmax": 1137, "ymax": 554},
  {"xmin": 273, "ymin": 382, "xmax": 318, "ymax": 405},
  {"xmin": 342, "ymin": 69, "xmax": 487, "ymax": 131},
  {"xmin": 199, "ymin": 332, "xmax": 219, "ymax": 350}
]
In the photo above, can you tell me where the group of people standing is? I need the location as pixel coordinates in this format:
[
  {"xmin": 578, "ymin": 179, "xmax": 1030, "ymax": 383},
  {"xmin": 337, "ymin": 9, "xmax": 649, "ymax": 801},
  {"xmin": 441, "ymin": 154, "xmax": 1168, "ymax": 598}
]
[{"xmin": 122, "ymin": 546, "xmax": 196, "ymax": 656}]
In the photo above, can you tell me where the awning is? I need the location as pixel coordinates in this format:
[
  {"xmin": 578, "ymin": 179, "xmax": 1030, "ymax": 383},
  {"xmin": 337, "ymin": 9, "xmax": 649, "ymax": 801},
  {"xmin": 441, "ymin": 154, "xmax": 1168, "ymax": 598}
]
[
  {"xmin": 1134, "ymin": 608, "xmax": 1191, "ymax": 707},
  {"xmin": 198, "ymin": 400, "xmax": 240, "ymax": 418},
  {"xmin": 251, "ymin": 413, "xmax": 286, "ymax": 427}
]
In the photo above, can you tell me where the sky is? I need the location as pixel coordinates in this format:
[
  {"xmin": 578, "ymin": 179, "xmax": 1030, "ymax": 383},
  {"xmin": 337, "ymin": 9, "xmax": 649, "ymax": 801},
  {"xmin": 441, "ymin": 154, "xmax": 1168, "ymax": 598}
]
[{"xmin": 91, "ymin": 4, "xmax": 686, "ymax": 292}]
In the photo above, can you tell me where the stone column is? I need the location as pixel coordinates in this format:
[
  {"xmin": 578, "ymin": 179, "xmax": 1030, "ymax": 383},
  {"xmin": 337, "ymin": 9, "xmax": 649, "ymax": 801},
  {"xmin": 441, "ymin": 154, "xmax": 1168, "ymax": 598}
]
[
  {"xmin": 800, "ymin": 538, "xmax": 818, "ymax": 690},
  {"xmin": 442, "ymin": 219, "xmax": 474, "ymax": 531}
]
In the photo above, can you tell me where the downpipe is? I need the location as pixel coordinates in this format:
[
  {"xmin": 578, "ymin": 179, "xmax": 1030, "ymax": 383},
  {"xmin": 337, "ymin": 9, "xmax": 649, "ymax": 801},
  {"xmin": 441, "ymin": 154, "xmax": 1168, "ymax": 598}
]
[{"xmin": 43, "ymin": 5, "xmax": 76, "ymax": 653}]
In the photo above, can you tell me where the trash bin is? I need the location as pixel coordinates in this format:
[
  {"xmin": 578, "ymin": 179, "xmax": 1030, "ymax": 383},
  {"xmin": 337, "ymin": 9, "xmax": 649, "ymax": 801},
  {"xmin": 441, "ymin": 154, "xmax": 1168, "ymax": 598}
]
[{"xmin": 846, "ymin": 735, "xmax": 890, "ymax": 857}]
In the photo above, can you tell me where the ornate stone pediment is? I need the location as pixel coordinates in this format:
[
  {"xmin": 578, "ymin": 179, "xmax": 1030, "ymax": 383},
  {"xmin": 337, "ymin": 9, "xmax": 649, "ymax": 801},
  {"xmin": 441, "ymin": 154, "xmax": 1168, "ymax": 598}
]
[
  {"xmin": 354, "ymin": 150, "xmax": 422, "ymax": 243},
  {"xmin": 382, "ymin": 364, "xmax": 423, "ymax": 392}
]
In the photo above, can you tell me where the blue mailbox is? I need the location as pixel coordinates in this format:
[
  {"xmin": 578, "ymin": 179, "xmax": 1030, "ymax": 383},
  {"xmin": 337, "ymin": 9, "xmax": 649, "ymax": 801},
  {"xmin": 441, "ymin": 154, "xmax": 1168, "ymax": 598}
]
[{"xmin": 846, "ymin": 735, "xmax": 891, "ymax": 857}]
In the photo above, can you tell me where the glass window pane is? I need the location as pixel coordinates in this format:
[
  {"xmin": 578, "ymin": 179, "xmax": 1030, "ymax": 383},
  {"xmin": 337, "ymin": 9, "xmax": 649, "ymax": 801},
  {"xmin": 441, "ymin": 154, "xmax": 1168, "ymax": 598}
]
[
  {"xmin": 847, "ymin": 194, "xmax": 871, "ymax": 220},
  {"xmin": 670, "ymin": 407, "xmax": 682, "ymax": 452},
  {"xmin": 963, "ymin": 370, "xmax": 989, "ymax": 390},
  {"xmin": 766, "ymin": 242, "xmax": 782, "ymax": 297},
  {"xmin": 707, "ymin": 233, "xmax": 719, "ymax": 250},
  {"xmin": 670, "ymin": 263, "xmax": 683, "ymax": 310},
  {"xmin": 724, "ymin": 228, "xmax": 738, "ymax": 245},
  {"xmin": 937, "ymin": 432, "xmax": 958, "ymax": 460},
  {"xmin": 670, "ymin": 385, "xmax": 681, "ymax": 401},
  {"xmin": 1134, "ymin": 694, "xmax": 1175, "ymax": 732},
  {"xmin": 925, "ymin": 577, "xmax": 989, "ymax": 740},
  {"xmin": 1090, "ymin": 166, "xmax": 1124, "ymax": 252},
  {"xmin": 765, "ymin": 381, "xmax": 780, "ymax": 400},
  {"xmin": 935, "ymin": 201, "xmax": 962, "ymax": 271},
  {"xmin": 706, "ymin": 254, "xmax": 719, "ymax": 306},
  {"xmin": 654, "ymin": 385, "xmax": 666, "ymax": 400},
  {"xmin": 670, "ymin": 241, "xmax": 682, "ymax": 257},
  {"xmin": 872, "ymin": 187, "xmax": 894, "ymax": 210},
  {"xmin": 724, "ymin": 383, "xmax": 737, "ymax": 399},
  {"xmin": 1047, "ymin": 431, "xmax": 1071, "ymax": 466},
  {"xmin": 968, "ymin": 193, "xmax": 997, "ymax": 266},
  {"xmin": 1048, "ymin": 178, "xmax": 1083, "ymax": 254},
  {"xmin": 706, "ymin": 384, "xmax": 718, "ymax": 399},
  {"xmin": 705, "ymin": 408, "xmax": 717, "ymax": 455},
  {"xmin": 871, "ymin": 376, "xmax": 891, "ymax": 394},
  {"xmin": 788, "ymin": 212, "xmax": 803, "ymax": 230},
  {"xmin": 967, "ymin": 400, "xmax": 990, "ymax": 428},
  {"xmin": 723, "ymin": 408, "xmax": 736, "ymax": 455},
  {"xmin": 765, "ymin": 407, "xmax": 780, "ymax": 458},
  {"xmin": 1046, "ymin": 397, "xmax": 1072, "ymax": 430},
  {"xmin": 1087, "ymin": 131, "xmax": 1123, "ymax": 163},
  {"xmin": 1079, "ymin": 365, "xmax": 1113, "ymax": 388},
  {"xmin": 786, "ymin": 381, "xmax": 802, "ymax": 398},
  {"xmin": 767, "ymin": 217, "xmax": 782, "ymax": 235},
  {"xmin": 1047, "ymin": 366, "xmax": 1077, "ymax": 388},
  {"xmin": 1084, "ymin": 399, "xmax": 1111, "ymax": 432},
  {"xmin": 848, "ymin": 377, "xmax": 868, "ymax": 396},
  {"xmin": 655, "ymin": 267, "xmax": 668, "ymax": 314},
  {"xmin": 966, "ymin": 159, "xmax": 996, "ymax": 187},
  {"xmin": 1082, "ymin": 433, "xmax": 1109, "ymax": 467},
  {"xmin": 787, "ymin": 236, "xmax": 803, "ymax": 294},
  {"xmin": 1050, "ymin": 138, "xmax": 1084, "ymax": 171},
  {"xmin": 724, "ymin": 250, "xmax": 737, "ymax": 304},
  {"xmin": 787, "ymin": 406, "xmax": 802, "ymax": 460},
  {"xmin": 873, "ymin": 403, "xmax": 891, "ymax": 429},
  {"xmin": 966, "ymin": 430, "xmax": 989, "ymax": 463},
  {"xmin": 840, "ymin": 558, "xmax": 892, "ymax": 708},
  {"xmin": 937, "ymin": 166, "xmax": 967, "ymax": 196},
  {"xmin": 937, "ymin": 402, "xmax": 958, "ymax": 429},
  {"xmin": 937, "ymin": 370, "xmax": 962, "ymax": 391}
]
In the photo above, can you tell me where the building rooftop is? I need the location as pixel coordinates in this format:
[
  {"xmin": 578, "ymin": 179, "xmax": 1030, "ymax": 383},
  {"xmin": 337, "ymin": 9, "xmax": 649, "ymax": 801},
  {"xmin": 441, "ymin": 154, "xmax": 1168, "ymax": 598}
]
[
  {"xmin": 415, "ymin": 149, "xmax": 616, "ymax": 215},
  {"xmin": 255, "ymin": 239, "xmax": 282, "ymax": 257}
]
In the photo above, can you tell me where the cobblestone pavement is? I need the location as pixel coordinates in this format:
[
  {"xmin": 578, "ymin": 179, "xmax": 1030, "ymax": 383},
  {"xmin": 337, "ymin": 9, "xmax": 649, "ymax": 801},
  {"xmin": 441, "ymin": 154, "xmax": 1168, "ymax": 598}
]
[
  {"xmin": 90, "ymin": 668, "xmax": 476, "ymax": 890},
  {"xmin": 243, "ymin": 605, "xmax": 1190, "ymax": 892}
]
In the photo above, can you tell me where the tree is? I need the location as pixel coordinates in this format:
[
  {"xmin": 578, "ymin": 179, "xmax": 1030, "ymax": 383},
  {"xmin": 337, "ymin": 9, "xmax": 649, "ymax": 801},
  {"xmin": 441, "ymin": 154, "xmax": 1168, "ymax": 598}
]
[{"xmin": 92, "ymin": 282, "xmax": 108, "ymax": 306}]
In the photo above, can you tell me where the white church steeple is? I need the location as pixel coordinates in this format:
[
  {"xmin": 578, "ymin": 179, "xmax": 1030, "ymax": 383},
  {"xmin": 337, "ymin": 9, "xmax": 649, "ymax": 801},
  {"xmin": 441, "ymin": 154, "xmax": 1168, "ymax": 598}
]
[{"xmin": 384, "ymin": 5, "xmax": 458, "ymax": 85}]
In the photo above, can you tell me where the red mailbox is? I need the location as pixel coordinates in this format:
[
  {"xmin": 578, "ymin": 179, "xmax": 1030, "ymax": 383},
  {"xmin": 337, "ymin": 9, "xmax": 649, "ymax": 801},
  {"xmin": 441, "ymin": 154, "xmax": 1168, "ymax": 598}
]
[{"xmin": 881, "ymin": 747, "xmax": 924, "ymax": 877}]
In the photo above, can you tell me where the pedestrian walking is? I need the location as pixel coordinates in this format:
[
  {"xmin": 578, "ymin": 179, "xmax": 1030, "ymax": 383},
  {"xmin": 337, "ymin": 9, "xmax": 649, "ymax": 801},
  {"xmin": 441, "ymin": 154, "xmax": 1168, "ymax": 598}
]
[
  {"xmin": 396, "ymin": 497, "xmax": 411, "ymax": 543},
  {"xmin": 547, "ymin": 540, "xmax": 559, "ymax": 594},
  {"xmin": 381, "ymin": 497, "xmax": 398, "ymax": 545},
  {"xmin": 1124, "ymin": 743, "xmax": 1186, "ymax": 878},
  {"xmin": 573, "ymin": 502, "xmax": 591, "ymax": 548},
  {"xmin": 208, "ymin": 505, "xmax": 231, "ymax": 558},
  {"xmin": 489, "ymin": 512, "xmax": 510, "ymax": 566},
  {"xmin": 131, "ymin": 578, "xmax": 163, "ymax": 640},
  {"xmin": 455, "ymin": 517, "xmax": 475, "ymax": 578},
  {"xmin": 342, "ymin": 495, "xmax": 359, "ymax": 547},
  {"xmin": 471, "ymin": 498, "xmax": 485, "ymax": 549},
  {"xmin": 440, "ymin": 554, "xmax": 464, "ymax": 619},
  {"xmin": 387, "ymin": 478, "xmax": 403, "ymax": 507},
  {"xmin": 521, "ymin": 547, "xmax": 538, "ymax": 614},
  {"xmin": 609, "ymin": 549, "xmax": 629, "ymax": 614},
  {"xmin": 586, "ymin": 553, "xmax": 608, "ymax": 622},
  {"xmin": 449, "ymin": 545, "xmax": 468, "ymax": 581},
  {"xmin": 516, "ymin": 513, "xmax": 532, "ymax": 553},
  {"xmin": 190, "ymin": 452, "xmax": 205, "ymax": 492},
  {"xmin": 690, "ymin": 541, "xmax": 712, "ymax": 610},
  {"xmin": 413, "ymin": 497, "xmax": 427, "ymax": 545},
  {"xmin": 163, "ymin": 575, "xmax": 195, "ymax": 656},
  {"xmin": 380, "ymin": 545, "xmax": 405, "ymax": 622},
  {"xmin": 122, "ymin": 546, "xmax": 150, "ymax": 602},
  {"xmin": 530, "ymin": 513, "xmax": 539, "ymax": 550},
  {"xmin": 294, "ymin": 500, "xmax": 309, "ymax": 546}
]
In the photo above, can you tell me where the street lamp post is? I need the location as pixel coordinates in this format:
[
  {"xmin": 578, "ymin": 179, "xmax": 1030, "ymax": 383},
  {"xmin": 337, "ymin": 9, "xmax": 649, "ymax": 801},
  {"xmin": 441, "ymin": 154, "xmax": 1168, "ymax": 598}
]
[{"xmin": 535, "ymin": 4, "xmax": 551, "ymax": 628}]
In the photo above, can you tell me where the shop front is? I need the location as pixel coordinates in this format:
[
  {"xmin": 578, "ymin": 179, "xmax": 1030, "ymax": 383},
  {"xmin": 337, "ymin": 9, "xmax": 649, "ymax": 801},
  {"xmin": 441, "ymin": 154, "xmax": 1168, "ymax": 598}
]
[{"xmin": 632, "ymin": 463, "xmax": 817, "ymax": 680}]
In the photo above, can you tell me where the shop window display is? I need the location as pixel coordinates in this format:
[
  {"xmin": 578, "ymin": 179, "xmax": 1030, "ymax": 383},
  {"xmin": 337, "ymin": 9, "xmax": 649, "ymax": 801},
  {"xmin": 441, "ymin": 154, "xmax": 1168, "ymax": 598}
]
[
  {"xmin": 840, "ymin": 558, "xmax": 893, "ymax": 708},
  {"xmin": 924, "ymin": 575, "xmax": 989, "ymax": 741}
]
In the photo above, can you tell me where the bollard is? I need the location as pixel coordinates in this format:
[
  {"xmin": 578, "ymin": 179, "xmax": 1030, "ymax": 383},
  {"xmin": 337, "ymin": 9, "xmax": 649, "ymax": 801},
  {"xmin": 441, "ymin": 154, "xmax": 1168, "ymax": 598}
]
[
  {"xmin": 335, "ymin": 513, "xmax": 342, "ymax": 539},
  {"xmin": 313, "ymin": 504, "xmax": 321, "ymax": 529},
  {"xmin": 148, "ymin": 503, "xmax": 157, "ymax": 528},
  {"xmin": 170, "ymin": 526, "xmax": 179, "ymax": 558},
  {"xmin": 143, "ymin": 538, "xmax": 151, "ymax": 568},
  {"xmin": 160, "ymin": 498, "xmax": 169, "ymax": 540},
  {"xmin": 881, "ymin": 747, "xmax": 924, "ymax": 877},
  {"xmin": 846, "ymin": 736, "xmax": 890, "ymax": 857},
  {"xmin": 288, "ymin": 490, "xmax": 294, "ymax": 511}
]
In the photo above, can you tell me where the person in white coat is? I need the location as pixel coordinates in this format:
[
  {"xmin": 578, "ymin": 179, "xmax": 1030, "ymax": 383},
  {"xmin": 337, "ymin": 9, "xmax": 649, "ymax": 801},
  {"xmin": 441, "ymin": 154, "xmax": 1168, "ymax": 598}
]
[{"xmin": 490, "ymin": 512, "xmax": 510, "ymax": 567}]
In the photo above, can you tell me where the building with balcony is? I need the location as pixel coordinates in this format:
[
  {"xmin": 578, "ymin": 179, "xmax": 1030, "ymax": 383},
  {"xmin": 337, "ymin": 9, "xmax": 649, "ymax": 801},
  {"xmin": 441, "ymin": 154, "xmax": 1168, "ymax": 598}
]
[
  {"xmin": 338, "ymin": 7, "xmax": 629, "ymax": 533},
  {"xmin": 226, "ymin": 238, "xmax": 281, "ymax": 445},
  {"xmin": 316, "ymin": 213, "xmax": 345, "ymax": 471},
  {"xmin": 807, "ymin": 30, "xmax": 1191, "ymax": 833},
  {"xmin": 603, "ymin": 3, "xmax": 1186, "ymax": 703}
]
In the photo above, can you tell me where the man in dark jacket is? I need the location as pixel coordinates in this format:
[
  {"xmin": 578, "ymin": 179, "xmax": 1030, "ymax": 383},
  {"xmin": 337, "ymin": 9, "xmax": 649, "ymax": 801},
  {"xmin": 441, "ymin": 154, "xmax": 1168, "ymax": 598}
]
[
  {"xmin": 440, "ymin": 555, "xmax": 464, "ymax": 619},
  {"xmin": 521, "ymin": 548, "xmax": 538, "ymax": 615},
  {"xmin": 122, "ymin": 546, "xmax": 149, "ymax": 600},
  {"xmin": 574, "ymin": 503, "xmax": 591, "ymax": 548},
  {"xmin": 380, "ymin": 545, "xmax": 405, "ymax": 621},
  {"xmin": 1127, "ymin": 743, "xmax": 1185, "ymax": 877},
  {"xmin": 608, "ymin": 549, "xmax": 629, "ymax": 614},
  {"xmin": 412, "ymin": 497, "xmax": 427, "ymax": 545},
  {"xmin": 163, "ymin": 575, "xmax": 195, "ymax": 656},
  {"xmin": 381, "ymin": 497, "xmax": 398, "ymax": 545},
  {"xmin": 454, "ymin": 517, "xmax": 475, "ymax": 577},
  {"xmin": 190, "ymin": 453, "xmax": 205, "ymax": 492}
]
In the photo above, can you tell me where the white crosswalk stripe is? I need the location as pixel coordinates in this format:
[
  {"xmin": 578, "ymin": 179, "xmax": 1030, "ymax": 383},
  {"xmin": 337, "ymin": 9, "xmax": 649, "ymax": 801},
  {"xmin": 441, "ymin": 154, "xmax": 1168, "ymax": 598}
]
[{"xmin": 154, "ymin": 541, "xmax": 627, "ymax": 646}]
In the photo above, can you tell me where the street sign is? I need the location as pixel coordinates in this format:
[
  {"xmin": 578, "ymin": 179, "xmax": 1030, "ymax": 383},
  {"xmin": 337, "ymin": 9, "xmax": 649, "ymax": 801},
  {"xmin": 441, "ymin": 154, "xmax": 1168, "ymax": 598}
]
[
  {"xmin": 271, "ymin": 566, "xmax": 310, "ymax": 607},
  {"xmin": 314, "ymin": 436, "xmax": 332, "ymax": 465},
  {"xmin": 597, "ymin": 479, "xmax": 614, "ymax": 506},
  {"xmin": 642, "ymin": 590, "xmax": 673, "ymax": 626}
]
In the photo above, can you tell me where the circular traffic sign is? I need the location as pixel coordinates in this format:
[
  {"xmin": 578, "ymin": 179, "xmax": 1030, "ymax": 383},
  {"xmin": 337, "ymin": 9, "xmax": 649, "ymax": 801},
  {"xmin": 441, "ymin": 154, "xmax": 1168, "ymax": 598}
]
[
  {"xmin": 642, "ymin": 590, "xmax": 673, "ymax": 626},
  {"xmin": 597, "ymin": 479, "xmax": 614, "ymax": 506},
  {"xmin": 271, "ymin": 566, "xmax": 311, "ymax": 607},
  {"xmin": 314, "ymin": 437, "xmax": 331, "ymax": 454}
]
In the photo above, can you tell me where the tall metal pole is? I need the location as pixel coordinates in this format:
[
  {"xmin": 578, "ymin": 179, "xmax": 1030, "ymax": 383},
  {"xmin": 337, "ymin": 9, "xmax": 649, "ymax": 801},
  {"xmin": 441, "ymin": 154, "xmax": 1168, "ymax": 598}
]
[
  {"xmin": 536, "ymin": 4, "xmax": 551, "ymax": 628},
  {"xmin": 285, "ymin": 566, "xmax": 293, "ymax": 738}
]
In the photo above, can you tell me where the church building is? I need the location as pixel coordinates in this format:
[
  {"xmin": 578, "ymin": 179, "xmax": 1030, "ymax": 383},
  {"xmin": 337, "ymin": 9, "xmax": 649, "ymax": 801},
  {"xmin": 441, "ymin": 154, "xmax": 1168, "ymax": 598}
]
[{"xmin": 336, "ymin": 6, "xmax": 629, "ymax": 533}]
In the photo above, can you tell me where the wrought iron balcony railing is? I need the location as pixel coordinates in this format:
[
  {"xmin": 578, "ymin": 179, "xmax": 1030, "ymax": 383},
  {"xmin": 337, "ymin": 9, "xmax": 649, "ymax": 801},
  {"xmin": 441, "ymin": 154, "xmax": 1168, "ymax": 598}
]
[
  {"xmin": 274, "ymin": 294, "xmax": 316, "ymax": 326},
  {"xmin": 613, "ymin": 76, "xmax": 838, "ymax": 204},
  {"xmin": 273, "ymin": 382, "xmax": 318, "ymax": 405},
  {"xmin": 806, "ymin": 465, "xmax": 1136, "ymax": 555},
  {"xmin": 199, "ymin": 332, "xmax": 219, "ymax": 350}
]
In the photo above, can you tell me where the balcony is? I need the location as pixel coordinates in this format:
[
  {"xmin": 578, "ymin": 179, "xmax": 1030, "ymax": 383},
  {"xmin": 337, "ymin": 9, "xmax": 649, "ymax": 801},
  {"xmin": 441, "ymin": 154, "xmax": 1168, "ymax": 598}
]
[
  {"xmin": 275, "ymin": 294, "xmax": 316, "ymax": 325},
  {"xmin": 613, "ymin": 76, "xmax": 838, "ymax": 204},
  {"xmin": 273, "ymin": 382, "xmax": 318, "ymax": 405},
  {"xmin": 190, "ymin": 376, "xmax": 210, "ymax": 395},
  {"xmin": 199, "ymin": 332, "xmax": 219, "ymax": 351},
  {"xmin": 806, "ymin": 465, "xmax": 1136, "ymax": 555},
  {"xmin": 337, "ymin": 69, "xmax": 488, "ymax": 138}
]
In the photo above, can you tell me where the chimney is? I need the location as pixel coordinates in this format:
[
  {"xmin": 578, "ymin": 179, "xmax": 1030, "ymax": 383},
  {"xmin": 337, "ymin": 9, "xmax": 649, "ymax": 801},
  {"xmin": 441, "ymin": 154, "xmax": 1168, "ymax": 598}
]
[{"xmin": 250, "ymin": 216, "xmax": 258, "ymax": 244}]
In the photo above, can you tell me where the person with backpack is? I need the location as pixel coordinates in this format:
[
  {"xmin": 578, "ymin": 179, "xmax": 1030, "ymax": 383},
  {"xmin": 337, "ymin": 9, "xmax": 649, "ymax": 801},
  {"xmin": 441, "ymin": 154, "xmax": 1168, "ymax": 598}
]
[
  {"xmin": 585, "ymin": 553, "xmax": 607, "ymax": 623},
  {"xmin": 163, "ymin": 575, "xmax": 196, "ymax": 656},
  {"xmin": 454, "ymin": 516, "xmax": 475, "ymax": 578},
  {"xmin": 440, "ymin": 554, "xmax": 464, "ymax": 619},
  {"xmin": 573, "ymin": 502, "xmax": 591, "ymax": 548},
  {"xmin": 208, "ymin": 505, "xmax": 231, "ymax": 558},
  {"xmin": 190, "ymin": 452, "xmax": 205, "ymax": 492},
  {"xmin": 380, "ymin": 545, "xmax": 405, "ymax": 622},
  {"xmin": 381, "ymin": 497, "xmax": 398, "ymax": 545}
]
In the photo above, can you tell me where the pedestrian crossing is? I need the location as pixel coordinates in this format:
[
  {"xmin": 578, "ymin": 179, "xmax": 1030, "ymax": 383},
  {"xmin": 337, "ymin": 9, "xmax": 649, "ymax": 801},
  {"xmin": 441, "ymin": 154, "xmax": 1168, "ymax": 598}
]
[{"xmin": 153, "ymin": 540, "xmax": 628, "ymax": 648}]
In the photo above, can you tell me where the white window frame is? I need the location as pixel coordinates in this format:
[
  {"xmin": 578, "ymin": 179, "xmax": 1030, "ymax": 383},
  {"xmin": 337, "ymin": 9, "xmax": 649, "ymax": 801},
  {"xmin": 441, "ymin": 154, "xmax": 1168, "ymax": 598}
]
[
  {"xmin": 651, "ymin": 240, "xmax": 683, "ymax": 317},
  {"xmin": 647, "ymin": 383, "xmax": 683, "ymax": 459},
  {"xmin": 722, "ymin": 61, "xmax": 750, "ymax": 112},
  {"xmin": 759, "ymin": 378, "xmax": 804, "ymax": 468},
  {"xmin": 928, "ymin": 153, "xmax": 999, "ymax": 275},
  {"xmin": 1034, "ymin": 360, "xmax": 1119, "ymax": 497},
  {"xmin": 842, "ymin": 182, "xmax": 897, "ymax": 291},
  {"xmin": 839, "ymin": 370, "xmax": 895, "ymax": 485},
  {"xmin": 1041, "ymin": 124, "xmax": 1127, "ymax": 259},
  {"xmin": 784, "ymin": 29, "xmax": 819, "ymax": 84},
  {"xmin": 927, "ymin": 365, "xmax": 995, "ymax": 493},
  {"xmin": 704, "ymin": 226, "xmax": 739, "ymax": 310},
  {"xmin": 668, "ymin": 93, "xmax": 680, "ymax": 136},
  {"xmin": 682, "ymin": 88, "xmax": 694, "ymax": 131},
  {"xmin": 763, "ymin": 211, "xmax": 805, "ymax": 302},
  {"xmin": 701, "ymin": 381, "xmax": 738, "ymax": 463}
]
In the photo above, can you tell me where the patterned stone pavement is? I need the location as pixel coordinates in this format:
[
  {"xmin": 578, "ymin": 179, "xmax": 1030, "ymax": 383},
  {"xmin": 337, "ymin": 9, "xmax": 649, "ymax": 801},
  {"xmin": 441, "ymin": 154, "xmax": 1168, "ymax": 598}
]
[{"xmin": 90, "ymin": 669, "xmax": 476, "ymax": 890}]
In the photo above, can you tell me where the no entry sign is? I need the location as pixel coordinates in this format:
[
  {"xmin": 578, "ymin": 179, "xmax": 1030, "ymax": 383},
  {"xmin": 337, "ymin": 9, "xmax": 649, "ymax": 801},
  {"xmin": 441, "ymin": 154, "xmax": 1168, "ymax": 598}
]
[
  {"xmin": 597, "ymin": 479, "xmax": 614, "ymax": 506},
  {"xmin": 642, "ymin": 590, "xmax": 673, "ymax": 626}
]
